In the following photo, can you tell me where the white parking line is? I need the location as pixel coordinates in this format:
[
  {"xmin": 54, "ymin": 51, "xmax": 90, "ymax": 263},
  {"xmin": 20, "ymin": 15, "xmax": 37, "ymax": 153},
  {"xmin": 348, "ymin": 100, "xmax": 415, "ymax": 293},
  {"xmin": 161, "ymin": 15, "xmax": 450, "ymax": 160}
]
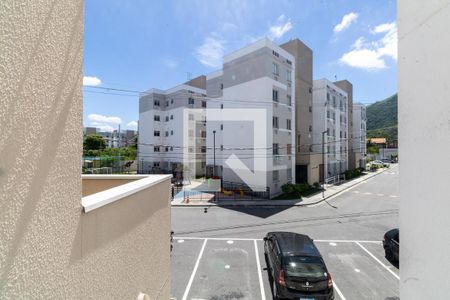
[
  {"xmin": 333, "ymin": 280, "xmax": 346, "ymax": 300},
  {"xmin": 181, "ymin": 239, "xmax": 208, "ymax": 300},
  {"xmin": 254, "ymin": 240, "xmax": 266, "ymax": 300},
  {"xmin": 355, "ymin": 241, "xmax": 400, "ymax": 280},
  {"xmin": 174, "ymin": 236, "xmax": 383, "ymax": 244}
]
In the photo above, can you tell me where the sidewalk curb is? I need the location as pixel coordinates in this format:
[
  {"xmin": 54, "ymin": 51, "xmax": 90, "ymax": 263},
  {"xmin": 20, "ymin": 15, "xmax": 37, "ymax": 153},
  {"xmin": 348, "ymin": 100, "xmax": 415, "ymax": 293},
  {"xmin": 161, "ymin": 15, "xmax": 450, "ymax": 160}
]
[{"xmin": 171, "ymin": 168, "xmax": 390, "ymax": 208}]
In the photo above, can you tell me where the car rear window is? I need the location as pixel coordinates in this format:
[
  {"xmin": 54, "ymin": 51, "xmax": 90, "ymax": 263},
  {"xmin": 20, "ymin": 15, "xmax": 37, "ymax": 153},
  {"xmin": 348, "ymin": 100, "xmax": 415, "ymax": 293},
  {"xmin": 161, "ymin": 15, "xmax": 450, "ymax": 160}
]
[{"xmin": 283, "ymin": 256, "xmax": 327, "ymax": 278}]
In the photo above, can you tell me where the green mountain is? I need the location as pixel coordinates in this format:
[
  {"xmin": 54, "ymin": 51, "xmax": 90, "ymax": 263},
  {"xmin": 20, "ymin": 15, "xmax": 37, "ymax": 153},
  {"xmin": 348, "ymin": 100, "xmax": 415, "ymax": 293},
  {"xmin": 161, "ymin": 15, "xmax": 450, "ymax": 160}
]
[{"xmin": 366, "ymin": 93, "xmax": 398, "ymax": 142}]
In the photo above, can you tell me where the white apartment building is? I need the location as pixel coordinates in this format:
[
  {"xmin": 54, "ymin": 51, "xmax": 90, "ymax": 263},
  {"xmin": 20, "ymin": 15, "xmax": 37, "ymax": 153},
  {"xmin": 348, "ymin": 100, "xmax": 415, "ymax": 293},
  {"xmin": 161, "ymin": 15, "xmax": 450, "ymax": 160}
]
[
  {"xmin": 312, "ymin": 79, "xmax": 349, "ymax": 180},
  {"xmin": 138, "ymin": 76, "xmax": 208, "ymax": 177},
  {"xmin": 205, "ymin": 38, "xmax": 296, "ymax": 197},
  {"xmin": 352, "ymin": 103, "xmax": 367, "ymax": 168}
]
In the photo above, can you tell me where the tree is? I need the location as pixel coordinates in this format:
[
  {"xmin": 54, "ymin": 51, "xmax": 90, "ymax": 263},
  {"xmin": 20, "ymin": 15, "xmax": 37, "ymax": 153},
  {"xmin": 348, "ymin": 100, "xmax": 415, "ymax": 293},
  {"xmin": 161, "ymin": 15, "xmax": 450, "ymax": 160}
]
[{"xmin": 83, "ymin": 134, "xmax": 106, "ymax": 152}]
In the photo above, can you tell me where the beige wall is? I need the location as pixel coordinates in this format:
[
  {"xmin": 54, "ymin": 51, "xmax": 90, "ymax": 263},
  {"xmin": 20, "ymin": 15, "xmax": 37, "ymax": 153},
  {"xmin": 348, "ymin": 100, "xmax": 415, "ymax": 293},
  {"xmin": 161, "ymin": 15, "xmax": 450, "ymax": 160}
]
[
  {"xmin": 0, "ymin": 1, "xmax": 171, "ymax": 298},
  {"xmin": 82, "ymin": 176, "xmax": 147, "ymax": 197}
]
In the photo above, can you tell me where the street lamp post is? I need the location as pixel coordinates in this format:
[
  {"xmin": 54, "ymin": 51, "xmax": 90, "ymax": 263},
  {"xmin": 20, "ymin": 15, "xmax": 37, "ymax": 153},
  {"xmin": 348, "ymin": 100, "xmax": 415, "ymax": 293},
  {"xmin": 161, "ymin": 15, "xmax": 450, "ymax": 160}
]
[
  {"xmin": 322, "ymin": 129, "xmax": 328, "ymax": 198},
  {"xmin": 213, "ymin": 130, "xmax": 216, "ymax": 177}
]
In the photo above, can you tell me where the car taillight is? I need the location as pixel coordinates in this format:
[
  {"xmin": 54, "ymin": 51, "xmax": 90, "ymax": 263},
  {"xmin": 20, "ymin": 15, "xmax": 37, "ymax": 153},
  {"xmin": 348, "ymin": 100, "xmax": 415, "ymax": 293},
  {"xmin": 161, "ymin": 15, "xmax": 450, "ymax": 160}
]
[
  {"xmin": 327, "ymin": 272, "xmax": 333, "ymax": 288},
  {"xmin": 277, "ymin": 269, "xmax": 286, "ymax": 287}
]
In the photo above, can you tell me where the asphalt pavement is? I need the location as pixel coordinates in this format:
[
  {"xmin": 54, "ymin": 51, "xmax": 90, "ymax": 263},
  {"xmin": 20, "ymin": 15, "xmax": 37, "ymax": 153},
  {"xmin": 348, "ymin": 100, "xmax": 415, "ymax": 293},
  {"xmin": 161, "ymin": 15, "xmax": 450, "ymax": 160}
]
[{"xmin": 171, "ymin": 164, "xmax": 400, "ymax": 300}]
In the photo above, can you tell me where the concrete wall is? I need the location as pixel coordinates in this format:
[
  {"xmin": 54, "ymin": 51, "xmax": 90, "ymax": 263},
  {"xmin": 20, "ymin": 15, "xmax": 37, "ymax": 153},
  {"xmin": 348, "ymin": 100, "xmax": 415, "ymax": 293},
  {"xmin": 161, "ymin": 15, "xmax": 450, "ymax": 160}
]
[
  {"xmin": 399, "ymin": 1, "xmax": 450, "ymax": 298},
  {"xmin": 0, "ymin": 1, "xmax": 171, "ymax": 298}
]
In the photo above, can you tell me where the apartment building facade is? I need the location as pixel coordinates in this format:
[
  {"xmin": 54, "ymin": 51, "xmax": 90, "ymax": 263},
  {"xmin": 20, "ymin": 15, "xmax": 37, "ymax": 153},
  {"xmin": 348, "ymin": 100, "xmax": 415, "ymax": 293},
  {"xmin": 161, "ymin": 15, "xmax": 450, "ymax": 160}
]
[
  {"xmin": 138, "ymin": 76, "xmax": 208, "ymax": 177},
  {"xmin": 280, "ymin": 39, "xmax": 322, "ymax": 185},
  {"xmin": 352, "ymin": 103, "xmax": 367, "ymax": 168},
  {"xmin": 334, "ymin": 80, "xmax": 355, "ymax": 170},
  {"xmin": 312, "ymin": 79, "xmax": 349, "ymax": 180},
  {"xmin": 83, "ymin": 127, "xmax": 137, "ymax": 148},
  {"xmin": 205, "ymin": 38, "xmax": 296, "ymax": 197}
]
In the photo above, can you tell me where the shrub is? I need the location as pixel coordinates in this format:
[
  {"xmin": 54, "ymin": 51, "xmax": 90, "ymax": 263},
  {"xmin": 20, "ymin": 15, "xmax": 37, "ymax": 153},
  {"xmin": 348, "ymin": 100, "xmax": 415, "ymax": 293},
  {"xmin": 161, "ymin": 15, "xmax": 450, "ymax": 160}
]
[{"xmin": 281, "ymin": 183, "xmax": 295, "ymax": 194}]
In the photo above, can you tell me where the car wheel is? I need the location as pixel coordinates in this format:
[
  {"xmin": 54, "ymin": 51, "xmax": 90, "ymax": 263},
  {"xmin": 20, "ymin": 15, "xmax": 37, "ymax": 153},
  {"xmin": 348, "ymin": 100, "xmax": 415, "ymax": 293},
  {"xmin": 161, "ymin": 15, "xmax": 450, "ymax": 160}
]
[{"xmin": 385, "ymin": 247, "xmax": 394, "ymax": 261}]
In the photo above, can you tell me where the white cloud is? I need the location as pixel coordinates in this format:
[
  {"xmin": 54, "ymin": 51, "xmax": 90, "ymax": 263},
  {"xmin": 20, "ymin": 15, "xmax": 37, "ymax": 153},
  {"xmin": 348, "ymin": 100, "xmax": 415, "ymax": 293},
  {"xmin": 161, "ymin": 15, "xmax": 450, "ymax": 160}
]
[
  {"xmin": 339, "ymin": 21, "xmax": 397, "ymax": 70},
  {"xmin": 334, "ymin": 12, "xmax": 359, "ymax": 33},
  {"xmin": 87, "ymin": 114, "xmax": 122, "ymax": 132},
  {"xmin": 83, "ymin": 76, "xmax": 102, "ymax": 86},
  {"xmin": 340, "ymin": 49, "xmax": 387, "ymax": 70},
  {"xmin": 195, "ymin": 36, "xmax": 225, "ymax": 68},
  {"xmin": 267, "ymin": 15, "xmax": 293, "ymax": 40},
  {"xmin": 162, "ymin": 57, "xmax": 179, "ymax": 69},
  {"xmin": 126, "ymin": 121, "xmax": 138, "ymax": 130}
]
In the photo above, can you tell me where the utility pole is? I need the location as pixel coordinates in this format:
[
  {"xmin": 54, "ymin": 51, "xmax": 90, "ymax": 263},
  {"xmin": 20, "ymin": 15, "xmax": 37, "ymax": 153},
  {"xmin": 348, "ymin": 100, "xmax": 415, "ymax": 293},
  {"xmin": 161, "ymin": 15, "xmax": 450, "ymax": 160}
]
[
  {"xmin": 213, "ymin": 130, "xmax": 216, "ymax": 177},
  {"xmin": 322, "ymin": 129, "xmax": 328, "ymax": 198}
]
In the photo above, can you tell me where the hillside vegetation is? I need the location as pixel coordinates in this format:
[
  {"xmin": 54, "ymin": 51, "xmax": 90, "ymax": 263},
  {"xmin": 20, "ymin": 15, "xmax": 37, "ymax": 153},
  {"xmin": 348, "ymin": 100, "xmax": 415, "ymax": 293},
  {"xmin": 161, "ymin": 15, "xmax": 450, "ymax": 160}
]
[{"xmin": 366, "ymin": 93, "xmax": 398, "ymax": 141}]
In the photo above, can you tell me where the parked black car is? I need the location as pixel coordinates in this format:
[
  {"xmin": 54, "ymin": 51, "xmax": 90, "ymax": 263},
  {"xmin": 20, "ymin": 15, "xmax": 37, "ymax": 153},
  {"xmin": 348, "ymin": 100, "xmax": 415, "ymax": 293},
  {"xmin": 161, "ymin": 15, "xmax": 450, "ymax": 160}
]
[
  {"xmin": 383, "ymin": 228, "xmax": 399, "ymax": 262},
  {"xmin": 264, "ymin": 232, "xmax": 334, "ymax": 300}
]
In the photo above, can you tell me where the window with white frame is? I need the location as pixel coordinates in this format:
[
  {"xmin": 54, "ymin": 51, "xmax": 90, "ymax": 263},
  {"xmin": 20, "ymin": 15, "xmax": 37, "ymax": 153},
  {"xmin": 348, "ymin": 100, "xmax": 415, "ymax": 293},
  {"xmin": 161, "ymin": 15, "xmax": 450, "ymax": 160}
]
[
  {"xmin": 273, "ymin": 143, "xmax": 279, "ymax": 155},
  {"xmin": 272, "ymin": 89, "xmax": 279, "ymax": 102},
  {"xmin": 273, "ymin": 170, "xmax": 279, "ymax": 182},
  {"xmin": 273, "ymin": 116, "xmax": 279, "ymax": 129},
  {"xmin": 272, "ymin": 62, "xmax": 279, "ymax": 76},
  {"xmin": 286, "ymin": 69, "xmax": 292, "ymax": 82},
  {"xmin": 154, "ymin": 131, "xmax": 160, "ymax": 137},
  {"xmin": 154, "ymin": 146, "xmax": 160, "ymax": 152},
  {"xmin": 286, "ymin": 119, "xmax": 291, "ymax": 130},
  {"xmin": 154, "ymin": 115, "xmax": 160, "ymax": 121}
]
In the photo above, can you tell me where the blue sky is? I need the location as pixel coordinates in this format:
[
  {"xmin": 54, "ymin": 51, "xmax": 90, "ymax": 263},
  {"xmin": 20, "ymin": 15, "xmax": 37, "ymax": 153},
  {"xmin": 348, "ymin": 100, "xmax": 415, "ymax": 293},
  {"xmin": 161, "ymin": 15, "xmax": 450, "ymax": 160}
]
[{"xmin": 84, "ymin": 0, "xmax": 397, "ymax": 132}]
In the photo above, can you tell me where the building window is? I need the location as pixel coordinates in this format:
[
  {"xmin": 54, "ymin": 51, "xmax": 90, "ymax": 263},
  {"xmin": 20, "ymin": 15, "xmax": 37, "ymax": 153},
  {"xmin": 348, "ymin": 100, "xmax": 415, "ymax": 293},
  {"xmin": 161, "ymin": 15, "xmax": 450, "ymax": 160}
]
[
  {"xmin": 327, "ymin": 93, "xmax": 330, "ymax": 101},
  {"xmin": 309, "ymin": 87, "xmax": 312, "ymax": 94},
  {"xmin": 273, "ymin": 143, "xmax": 279, "ymax": 155},
  {"xmin": 272, "ymin": 50, "xmax": 279, "ymax": 57},
  {"xmin": 287, "ymin": 144, "xmax": 292, "ymax": 155},
  {"xmin": 287, "ymin": 168, "xmax": 292, "ymax": 181},
  {"xmin": 221, "ymin": 104, "xmax": 224, "ymax": 109},
  {"xmin": 286, "ymin": 70, "xmax": 292, "ymax": 82},
  {"xmin": 286, "ymin": 119, "xmax": 291, "ymax": 130},
  {"xmin": 287, "ymin": 95, "xmax": 292, "ymax": 106},
  {"xmin": 165, "ymin": 116, "xmax": 169, "ymax": 122},
  {"xmin": 309, "ymin": 106, "xmax": 312, "ymax": 113},
  {"xmin": 273, "ymin": 170, "xmax": 279, "ymax": 182},
  {"xmin": 188, "ymin": 97, "xmax": 195, "ymax": 105},
  {"xmin": 220, "ymin": 83, "xmax": 223, "ymax": 90},
  {"xmin": 165, "ymin": 146, "xmax": 169, "ymax": 152},
  {"xmin": 272, "ymin": 62, "xmax": 279, "ymax": 76},
  {"xmin": 220, "ymin": 124, "xmax": 223, "ymax": 130},
  {"xmin": 286, "ymin": 59, "xmax": 292, "ymax": 65},
  {"xmin": 170, "ymin": 146, "xmax": 173, "ymax": 151},
  {"xmin": 154, "ymin": 100, "xmax": 160, "ymax": 106},
  {"xmin": 154, "ymin": 131, "xmax": 160, "ymax": 137},
  {"xmin": 189, "ymin": 114, "xmax": 194, "ymax": 121},
  {"xmin": 273, "ymin": 116, "xmax": 279, "ymax": 129},
  {"xmin": 309, "ymin": 125, "xmax": 312, "ymax": 132},
  {"xmin": 188, "ymin": 147, "xmax": 193, "ymax": 153},
  {"xmin": 327, "ymin": 110, "xmax": 330, "ymax": 119},
  {"xmin": 171, "ymin": 99, "xmax": 174, "ymax": 104},
  {"xmin": 165, "ymin": 101, "xmax": 169, "ymax": 107},
  {"xmin": 201, "ymin": 146, "xmax": 206, "ymax": 153},
  {"xmin": 153, "ymin": 162, "xmax": 159, "ymax": 167},
  {"xmin": 171, "ymin": 130, "xmax": 173, "ymax": 135},
  {"xmin": 202, "ymin": 101, "xmax": 206, "ymax": 108},
  {"xmin": 154, "ymin": 146, "xmax": 160, "ymax": 152},
  {"xmin": 220, "ymin": 145, "xmax": 223, "ymax": 151},
  {"xmin": 165, "ymin": 131, "xmax": 169, "ymax": 137},
  {"xmin": 201, "ymin": 161, "xmax": 206, "ymax": 168},
  {"xmin": 154, "ymin": 115, "xmax": 160, "ymax": 121},
  {"xmin": 170, "ymin": 115, "xmax": 173, "ymax": 120},
  {"xmin": 272, "ymin": 89, "xmax": 279, "ymax": 102},
  {"xmin": 201, "ymin": 131, "xmax": 206, "ymax": 138}
]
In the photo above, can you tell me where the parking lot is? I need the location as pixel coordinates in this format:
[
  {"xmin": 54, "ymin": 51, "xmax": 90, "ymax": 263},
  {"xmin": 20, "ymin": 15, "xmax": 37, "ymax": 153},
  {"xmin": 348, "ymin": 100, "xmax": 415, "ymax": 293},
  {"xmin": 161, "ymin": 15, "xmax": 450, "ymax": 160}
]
[{"xmin": 171, "ymin": 237, "xmax": 399, "ymax": 300}]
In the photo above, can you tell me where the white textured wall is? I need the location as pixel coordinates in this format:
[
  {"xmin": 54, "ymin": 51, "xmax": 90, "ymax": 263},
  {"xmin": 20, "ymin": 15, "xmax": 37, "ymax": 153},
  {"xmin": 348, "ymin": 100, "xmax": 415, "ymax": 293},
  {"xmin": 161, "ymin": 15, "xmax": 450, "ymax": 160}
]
[
  {"xmin": 398, "ymin": 0, "xmax": 450, "ymax": 298},
  {"xmin": 0, "ymin": 1, "xmax": 170, "ymax": 299}
]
